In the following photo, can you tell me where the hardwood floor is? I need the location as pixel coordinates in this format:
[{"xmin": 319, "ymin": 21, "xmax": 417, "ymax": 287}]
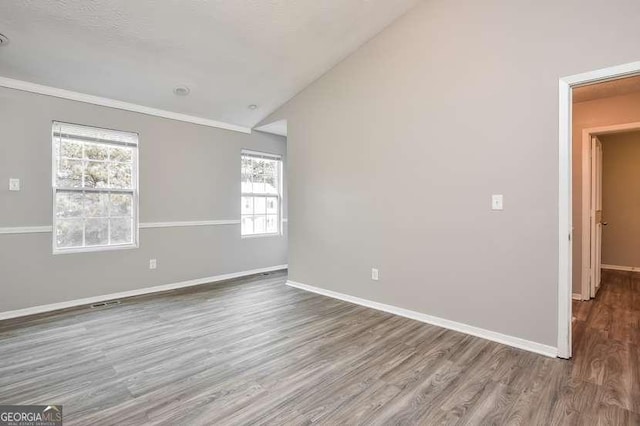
[
  {"xmin": 571, "ymin": 269, "xmax": 640, "ymax": 423},
  {"xmin": 0, "ymin": 269, "xmax": 638, "ymax": 425}
]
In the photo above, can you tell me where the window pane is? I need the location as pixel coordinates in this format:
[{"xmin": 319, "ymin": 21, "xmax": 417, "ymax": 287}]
[
  {"xmin": 241, "ymin": 216, "xmax": 254, "ymax": 235},
  {"xmin": 252, "ymin": 159, "xmax": 265, "ymax": 193},
  {"xmin": 252, "ymin": 178, "xmax": 265, "ymax": 193},
  {"xmin": 264, "ymin": 160, "xmax": 278, "ymax": 194},
  {"xmin": 56, "ymin": 219, "xmax": 83, "ymax": 248},
  {"xmin": 57, "ymin": 159, "xmax": 83, "ymax": 188},
  {"xmin": 109, "ymin": 146, "xmax": 132, "ymax": 162},
  {"xmin": 241, "ymin": 173, "xmax": 252, "ymax": 193},
  {"xmin": 252, "ymin": 158, "xmax": 265, "ymax": 178},
  {"xmin": 242, "ymin": 157, "xmax": 252, "ymax": 192},
  {"xmin": 264, "ymin": 160, "xmax": 276, "ymax": 175},
  {"xmin": 84, "ymin": 142, "xmax": 108, "ymax": 160},
  {"xmin": 266, "ymin": 215, "xmax": 278, "ymax": 233},
  {"xmin": 60, "ymin": 140, "xmax": 82, "ymax": 159},
  {"xmin": 110, "ymin": 218, "xmax": 132, "ymax": 244},
  {"xmin": 241, "ymin": 154, "xmax": 281, "ymax": 237},
  {"xmin": 53, "ymin": 122, "xmax": 138, "ymax": 252},
  {"xmin": 264, "ymin": 173, "xmax": 278, "ymax": 194},
  {"xmin": 254, "ymin": 197, "xmax": 266, "ymax": 214},
  {"xmin": 241, "ymin": 196, "xmax": 253, "ymax": 215},
  {"xmin": 85, "ymin": 161, "xmax": 109, "ymax": 188},
  {"xmin": 254, "ymin": 215, "xmax": 266, "ymax": 234},
  {"xmin": 85, "ymin": 218, "xmax": 109, "ymax": 246},
  {"xmin": 266, "ymin": 197, "xmax": 278, "ymax": 214},
  {"xmin": 56, "ymin": 192, "xmax": 84, "ymax": 217},
  {"xmin": 109, "ymin": 162, "xmax": 132, "ymax": 189},
  {"xmin": 110, "ymin": 193, "xmax": 133, "ymax": 217},
  {"xmin": 84, "ymin": 193, "xmax": 109, "ymax": 217}
]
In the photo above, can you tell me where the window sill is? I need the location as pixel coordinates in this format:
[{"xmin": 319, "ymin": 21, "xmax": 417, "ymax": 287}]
[
  {"xmin": 241, "ymin": 233, "xmax": 282, "ymax": 239},
  {"xmin": 53, "ymin": 242, "xmax": 139, "ymax": 255}
]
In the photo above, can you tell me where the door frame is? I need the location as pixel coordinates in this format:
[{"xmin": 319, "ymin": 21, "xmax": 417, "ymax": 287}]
[
  {"xmin": 558, "ymin": 61, "xmax": 640, "ymax": 359},
  {"xmin": 579, "ymin": 123, "xmax": 640, "ymax": 302}
]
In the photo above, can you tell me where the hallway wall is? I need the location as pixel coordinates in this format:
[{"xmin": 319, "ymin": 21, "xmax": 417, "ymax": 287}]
[
  {"xmin": 572, "ymin": 91, "xmax": 640, "ymax": 293},
  {"xmin": 600, "ymin": 131, "xmax": 640, "ymax": 268}
]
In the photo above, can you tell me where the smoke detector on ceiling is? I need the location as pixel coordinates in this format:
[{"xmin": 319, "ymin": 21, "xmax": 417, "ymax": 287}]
[
  {"xmin": 0, "ymin": 33, "xmax": 9, "ymax": 46},
  {"xmin": 248, "ymin": 104, "xmax": 258, "ymax": 110},
  {"xmin": 173, "ymin": 86, "xmax": 190, "ymax": 96}
]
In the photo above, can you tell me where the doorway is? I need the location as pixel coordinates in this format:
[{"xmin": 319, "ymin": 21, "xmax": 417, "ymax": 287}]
[
  {"xmin": 558, "ymin": 63, "xmax": 640, "ymax": 358},
  {"xmin": 578, "ymin": 123, "xmax": 640, "ymax": 302}
]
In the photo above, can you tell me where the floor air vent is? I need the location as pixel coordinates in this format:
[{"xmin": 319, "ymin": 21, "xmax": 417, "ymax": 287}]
[{"xmin": 91, "ymin": 300, "xmax": 121, "ymax": 308}]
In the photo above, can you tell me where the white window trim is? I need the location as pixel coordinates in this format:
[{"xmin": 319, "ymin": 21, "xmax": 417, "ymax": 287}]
[
  {"xmin": 51, "ymin": 121, "xmax": 140, "ymax": 254},
  {"xmin": 241, "ymin": 150, "xmax": 283, "ymax": 238}
]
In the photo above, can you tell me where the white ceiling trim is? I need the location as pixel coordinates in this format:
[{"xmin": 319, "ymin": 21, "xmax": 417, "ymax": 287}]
[
  {"xmin": 254, "ymin": 119, "xmax": 287, "ymax": 137},
  {"xmin": 0, "ymin": 76, "xmax": 252, "ymax": 134}
]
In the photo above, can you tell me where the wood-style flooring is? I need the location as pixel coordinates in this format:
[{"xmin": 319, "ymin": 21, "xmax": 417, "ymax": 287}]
[{"xmin": 0, "ymin": 269, "xmax": 638, "ymax": 425}]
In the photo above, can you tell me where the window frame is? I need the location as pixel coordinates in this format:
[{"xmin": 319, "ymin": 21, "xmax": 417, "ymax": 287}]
[
  {"xmin": 241, "ymin": 149, "xmax": 283, "ymax": 238},
  {"xmin": 51, "ymin": 121, "xmax": 140, "ymax": 254}
]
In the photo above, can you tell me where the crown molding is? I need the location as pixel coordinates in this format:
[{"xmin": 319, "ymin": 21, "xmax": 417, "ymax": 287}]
[{"xmin": 0, "ymin": 76, "xmax": 252, "ymax": 134}]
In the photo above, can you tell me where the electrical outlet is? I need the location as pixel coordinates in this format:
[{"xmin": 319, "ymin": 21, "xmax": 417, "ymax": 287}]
[
  {"xmin": 149, "ymin": 259, "xmax": 157, "ymax": 270},
  {"xmin": 371, "ymin": 268, "xmax": 379, "ymax": 281}
]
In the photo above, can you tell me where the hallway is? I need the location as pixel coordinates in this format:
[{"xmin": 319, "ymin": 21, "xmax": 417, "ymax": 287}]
[{"xmin": 572, "ymin": 269, "xmax": 640, "ymax": 419}]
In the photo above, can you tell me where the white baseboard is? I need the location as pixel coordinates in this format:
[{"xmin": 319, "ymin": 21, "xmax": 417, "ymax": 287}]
[
  {"xmin": 601, "ymin": 264, "xmax": 640, "ymax": 272},
  {"xmin": 286, "ymin": 280, "xmax": 557, "ymax": 358},
  {"xmin": 0, "ymin": 265, "xmax": 288, "ymax": 321},
  {"xmin": 572, "ymin": 293, "xmax": 583, "ymax": 300}
]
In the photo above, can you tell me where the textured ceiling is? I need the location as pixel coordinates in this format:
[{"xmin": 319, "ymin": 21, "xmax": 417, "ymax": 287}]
[
  {"xmin": 0, "ymin": 0, "xmax": 420, "ymax": 129},
  {"xmin": 573, "ymin": 74, "xmax": 640, "ymax": 103}
]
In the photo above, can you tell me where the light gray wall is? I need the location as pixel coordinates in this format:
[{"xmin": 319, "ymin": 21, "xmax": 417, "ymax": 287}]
[
  {"xmin": 600, "ymin": 131, "xmax": 640, "ymax": 268},
  {"xmin": 0, "ymin": 87, "xmax": 287, "ymax": 312},
  {"xmin": 262, "ymin": 0, "xmax": 640, "ymax": 347}
]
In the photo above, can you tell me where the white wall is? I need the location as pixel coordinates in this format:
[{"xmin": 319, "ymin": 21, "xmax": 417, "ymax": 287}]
[
  {"xmin": 262, "ymin": 0, "xmax": 640, "ymax": 347},
  {"xmin": 0, "ymin": 86, "xmax": 287, "ymax": 312}
]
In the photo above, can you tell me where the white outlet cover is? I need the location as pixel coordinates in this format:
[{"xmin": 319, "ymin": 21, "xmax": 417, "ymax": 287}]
[
  {"xmin": 371, "ymin": 268, "xmax": 379, "ymax": 281},
  {"xmin": 9, "ymin": 178, "xmax": 20, "ymax": 191}
]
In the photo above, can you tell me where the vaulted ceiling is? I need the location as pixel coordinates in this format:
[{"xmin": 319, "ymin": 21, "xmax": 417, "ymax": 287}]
[{"xmin": 0, "ymin": 0, "xmax": 420, "ymax": 129}]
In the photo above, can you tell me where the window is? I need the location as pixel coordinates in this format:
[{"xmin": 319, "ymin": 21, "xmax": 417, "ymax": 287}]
[
  {"xmin": 52, "ymin": 122, "xmax": 138, "ymax": 253},
  {"xmin": 241, "ymin": 150, "xmax": 282, "ymax": 236}
]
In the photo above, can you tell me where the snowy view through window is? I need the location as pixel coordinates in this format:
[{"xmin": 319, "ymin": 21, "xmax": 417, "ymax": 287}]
[{"xmin": 53, "ymin": 122, "xmax": 138, "ymax": 252}]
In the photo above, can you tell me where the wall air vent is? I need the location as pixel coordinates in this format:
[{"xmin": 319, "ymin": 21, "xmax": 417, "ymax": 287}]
[{"xmin": 91, "ymin": 300, "xmax": 121, "ymax": 308}]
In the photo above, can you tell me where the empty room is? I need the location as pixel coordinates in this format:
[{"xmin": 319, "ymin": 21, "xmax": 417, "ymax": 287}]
[{"xmin": 1, "ymin": 1, "xmax": 640, "ymax": 424}]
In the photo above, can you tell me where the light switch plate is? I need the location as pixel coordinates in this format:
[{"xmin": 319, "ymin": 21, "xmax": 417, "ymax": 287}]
[
  {"xmin": 371, "ymin": 268, "xmax": 379, "ymax": 281},
  {"xmin": 491, "ymin": 194, "xmax": 504, "ymax": 211},
  {"xmin": 9, "ymin": 178, "xmax": 20, "ymax": 191}
]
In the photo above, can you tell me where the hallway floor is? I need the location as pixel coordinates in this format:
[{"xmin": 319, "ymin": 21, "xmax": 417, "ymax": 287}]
[{"xmin": 572, "ymin": 269, "xmax": 640, "ymax": 422}]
